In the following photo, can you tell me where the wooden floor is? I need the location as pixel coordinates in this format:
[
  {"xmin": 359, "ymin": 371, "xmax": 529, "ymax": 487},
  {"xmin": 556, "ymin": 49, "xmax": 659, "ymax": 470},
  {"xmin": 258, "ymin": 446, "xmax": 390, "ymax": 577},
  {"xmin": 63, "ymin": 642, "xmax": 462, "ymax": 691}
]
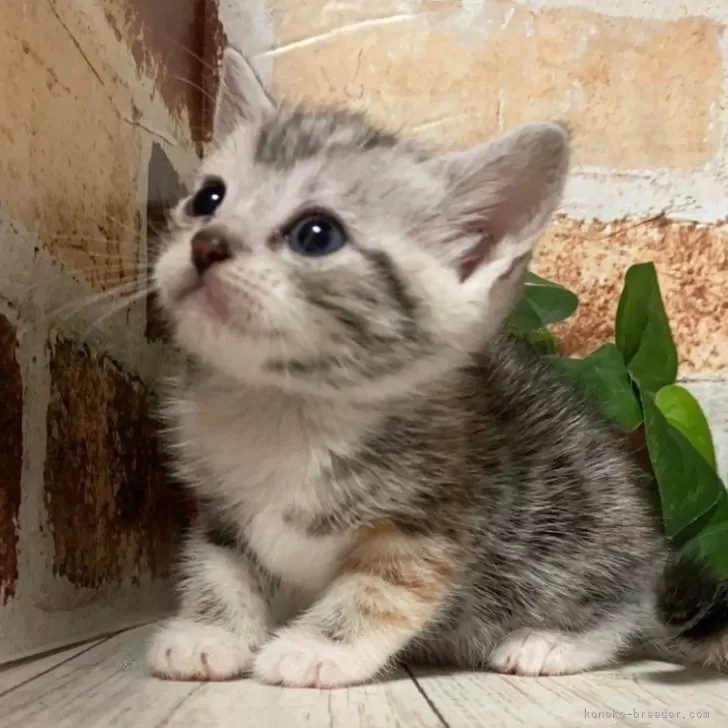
[{"xmin": 1, "ymin": 625, "xmax": 726, "ymax": 727}]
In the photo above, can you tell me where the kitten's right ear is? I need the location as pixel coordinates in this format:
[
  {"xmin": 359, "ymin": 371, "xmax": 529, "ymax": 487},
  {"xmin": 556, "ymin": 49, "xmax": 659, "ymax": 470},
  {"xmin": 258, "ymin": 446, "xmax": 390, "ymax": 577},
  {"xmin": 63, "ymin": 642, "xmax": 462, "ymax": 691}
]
[{"xmin": 213, "ymin": 47, "xmax": 275, "ymax": 140}]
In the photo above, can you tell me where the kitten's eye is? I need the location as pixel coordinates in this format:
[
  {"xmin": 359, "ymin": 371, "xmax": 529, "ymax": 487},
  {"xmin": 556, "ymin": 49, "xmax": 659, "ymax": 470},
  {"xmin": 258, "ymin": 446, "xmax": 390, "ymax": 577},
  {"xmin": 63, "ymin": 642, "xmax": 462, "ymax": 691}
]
[
  {"xmin": 285, "ymin": 214, "xmax": 347, "ymax": 257},
  {"xmin": 188, "ymin": 178, "xmax": 226, "ymax": 217}
]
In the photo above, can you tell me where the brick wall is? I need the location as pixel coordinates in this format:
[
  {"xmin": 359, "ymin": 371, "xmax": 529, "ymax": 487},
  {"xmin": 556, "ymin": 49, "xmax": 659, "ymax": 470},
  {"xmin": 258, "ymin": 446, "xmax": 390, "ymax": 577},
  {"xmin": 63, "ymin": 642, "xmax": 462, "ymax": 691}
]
[
  {"xmin": 0, "ymin": 0, "xmax": 224, "ymax": 662},
  {"xmin": 2, "ymin": 0, "xmax": 725, "ymax": 663}
]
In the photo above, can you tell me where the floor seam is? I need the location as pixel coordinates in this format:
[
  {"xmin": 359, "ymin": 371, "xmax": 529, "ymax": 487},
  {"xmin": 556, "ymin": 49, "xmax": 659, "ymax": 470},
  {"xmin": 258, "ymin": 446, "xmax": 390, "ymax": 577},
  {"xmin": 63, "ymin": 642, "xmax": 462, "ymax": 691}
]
[
  {"xmin": 0, "ymin": 622, "xmax": 154, "ymax": 700},
  {"xmin": 405, "ymin": 665, "xmax": 453, "ymax": 728}
]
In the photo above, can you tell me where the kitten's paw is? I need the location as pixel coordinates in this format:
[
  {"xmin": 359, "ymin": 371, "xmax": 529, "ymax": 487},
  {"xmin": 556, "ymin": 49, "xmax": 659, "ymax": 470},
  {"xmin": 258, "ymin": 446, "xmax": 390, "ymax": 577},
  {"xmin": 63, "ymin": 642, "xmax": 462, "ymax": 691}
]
[
  {"xmin": 147, "ymin": 619, "xmax": 254, "ymax": 681},
  {"xmin": 489, "ymin": 628, "xmax": 609, "ymax": 676},
  {"xmin": 253, "ymin": 629, "xmax": 380, "ymax": 688}
]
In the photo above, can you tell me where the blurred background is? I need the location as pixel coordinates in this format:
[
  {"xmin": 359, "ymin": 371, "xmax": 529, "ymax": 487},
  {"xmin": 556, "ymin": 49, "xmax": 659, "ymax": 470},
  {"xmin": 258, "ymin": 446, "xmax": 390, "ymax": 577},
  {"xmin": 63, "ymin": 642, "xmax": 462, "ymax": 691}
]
[{"xmin": 1, "ymin": 0, "xmax": 726, "ymax": 663}]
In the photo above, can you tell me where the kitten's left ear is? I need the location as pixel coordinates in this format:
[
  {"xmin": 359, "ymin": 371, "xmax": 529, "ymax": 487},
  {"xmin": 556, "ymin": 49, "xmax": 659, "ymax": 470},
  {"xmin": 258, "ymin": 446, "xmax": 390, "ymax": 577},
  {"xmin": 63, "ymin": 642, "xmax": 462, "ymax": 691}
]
[
  {"xmin": 433, "ymin": 122, "xmax": 571, "ymax": 281},
  {"xmin": 213, "ymin": 47, "xmax": 275, "ymax": 140}
]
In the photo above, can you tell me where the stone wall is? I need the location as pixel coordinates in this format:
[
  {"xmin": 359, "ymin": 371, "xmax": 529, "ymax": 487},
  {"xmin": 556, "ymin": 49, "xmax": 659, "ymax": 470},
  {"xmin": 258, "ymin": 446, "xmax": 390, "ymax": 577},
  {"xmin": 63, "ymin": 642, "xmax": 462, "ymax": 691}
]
[{"xmin": 0, "ymin": 0, "xmax": 224, "ymax": 662}]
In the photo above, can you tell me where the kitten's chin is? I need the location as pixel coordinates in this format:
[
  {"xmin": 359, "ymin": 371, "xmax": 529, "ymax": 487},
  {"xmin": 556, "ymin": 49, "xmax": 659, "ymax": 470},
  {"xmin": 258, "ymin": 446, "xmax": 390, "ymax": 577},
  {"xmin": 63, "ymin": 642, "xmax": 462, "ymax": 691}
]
[
  {"xmin": 175, "ymin": 327, "xmax": 272, "ymax": 385},
  {"xmin": 169, "ymin": 302, "xmax": 276, "ymax": 379},
  {"xmin": 173, "ymin": 284, "xmax": 266, "ymax": 339},
  {"xmin": 179, "ymin": 285, "xmax": 230, "ymax": 323}
]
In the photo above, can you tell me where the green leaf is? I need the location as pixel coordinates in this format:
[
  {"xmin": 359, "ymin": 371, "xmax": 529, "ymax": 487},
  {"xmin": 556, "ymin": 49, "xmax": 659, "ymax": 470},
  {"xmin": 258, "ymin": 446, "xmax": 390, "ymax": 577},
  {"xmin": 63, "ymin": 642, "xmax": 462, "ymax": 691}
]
[
  {"xmin": 506, "ymin": 273, "xmax": 579, "ymax": 334},
  {"xmin": 680, "ymin": 520, "xmax": 728, "ymax": 581},
  {"xmin": 522, "ymin": 273, "xmax": 579, "ymax": 326},
  {"xmin": 641, "ymin": 391, "xmax": 723, "ymax": 542},
  {"xmin": 553, "ymin": 344, "xmax": 643, "ymax": 431},
  {"xmin": 525, "ymin": 272, "xmax": 571, "ymax": 289},
  {"xmin": 655, "ymin": 384, "xmax": 717, "ymax": 470},
  {"xmin": 678, "ymin": 492, "xmax": 728, "ymax": 549},
  {"xmin": 509, "ymin": 327, "xmax": 560, "ymax": 356},
  {"xmin": 505, "ymin": 297, "xmax": 546, "ymax": 333},
  {"xmin": 615, "ymin": 263, "xmax": 677, "ymax": 392},
  {"xmin": 524, "ymin": 328, "xmax": 560, "ymax": 356}
]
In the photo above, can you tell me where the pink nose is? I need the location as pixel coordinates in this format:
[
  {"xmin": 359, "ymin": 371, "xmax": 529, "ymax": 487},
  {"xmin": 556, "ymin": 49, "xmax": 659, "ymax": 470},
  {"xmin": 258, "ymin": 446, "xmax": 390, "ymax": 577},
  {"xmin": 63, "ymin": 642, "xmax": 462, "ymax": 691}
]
[{"xmin": 191, "ymin": 228, "xmax": 232, "ymax": 274}]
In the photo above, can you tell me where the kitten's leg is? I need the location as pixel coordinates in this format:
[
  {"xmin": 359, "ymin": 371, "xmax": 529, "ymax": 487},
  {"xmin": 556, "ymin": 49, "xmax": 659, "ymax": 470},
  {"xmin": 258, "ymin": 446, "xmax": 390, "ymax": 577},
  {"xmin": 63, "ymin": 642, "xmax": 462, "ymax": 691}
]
[
  {"xmin": 148, "ymin": 529, "xmax": 271, "ymax": 681},
  {"xmin": 489, "ymin": 618, "xmax": 635, "ymax": 676},
  {"xmin": 253, "ymin": 522, "xmax": 460, "ymax": 688}
]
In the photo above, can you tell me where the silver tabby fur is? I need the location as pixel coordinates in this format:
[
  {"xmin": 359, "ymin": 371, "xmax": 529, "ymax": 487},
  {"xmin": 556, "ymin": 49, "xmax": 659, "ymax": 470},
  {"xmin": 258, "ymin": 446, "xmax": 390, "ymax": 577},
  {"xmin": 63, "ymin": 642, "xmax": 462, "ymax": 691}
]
[{"xmin": 147, "ymin": 48, "xmax": 728, "ymax": 686}]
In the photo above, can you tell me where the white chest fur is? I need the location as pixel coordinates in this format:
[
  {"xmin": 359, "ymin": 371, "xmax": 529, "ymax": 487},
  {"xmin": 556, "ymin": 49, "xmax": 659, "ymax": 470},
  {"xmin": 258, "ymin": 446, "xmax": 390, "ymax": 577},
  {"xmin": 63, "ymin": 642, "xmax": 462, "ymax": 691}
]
[
  {"xmin": 170, "ymin": 378, "xmax": 377, "ymax": 593},
  {"xmin": 244, "ymin": 508, "xmax": 353, "ymax": 594}
]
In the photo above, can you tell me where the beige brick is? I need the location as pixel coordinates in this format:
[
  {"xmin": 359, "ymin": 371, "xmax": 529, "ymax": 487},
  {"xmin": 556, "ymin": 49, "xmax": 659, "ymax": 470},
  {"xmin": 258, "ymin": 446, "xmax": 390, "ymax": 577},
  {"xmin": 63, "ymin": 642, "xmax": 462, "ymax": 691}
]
[
  {"xmin": 535, "ymin": 216, "xmax": 728, "ymax": 376},
  {"xmin": 270, "ymin": 1, "xmax": 721, "ymax": 170},
  {"xmin": 102, "ymin": 0, "xmax": 227, "ymax": 143},
  {"xmin": 0, "ymin": 313, "xmax": 22, "ymax": 604},
  {"xmin": 0, "ymin": 1, "xmax": 141, "ymax": 291},
  {"xmin": 45, "ymin": 340, "xmax": 192, "ymax": 588}
]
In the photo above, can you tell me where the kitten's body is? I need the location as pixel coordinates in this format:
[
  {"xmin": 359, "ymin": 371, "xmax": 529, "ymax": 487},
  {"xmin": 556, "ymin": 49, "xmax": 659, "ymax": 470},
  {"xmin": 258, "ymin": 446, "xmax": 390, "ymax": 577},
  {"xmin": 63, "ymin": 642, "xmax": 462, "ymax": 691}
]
[{"xmin": 148, "ymin": 49, "xmax": 728, "ymax": 686}]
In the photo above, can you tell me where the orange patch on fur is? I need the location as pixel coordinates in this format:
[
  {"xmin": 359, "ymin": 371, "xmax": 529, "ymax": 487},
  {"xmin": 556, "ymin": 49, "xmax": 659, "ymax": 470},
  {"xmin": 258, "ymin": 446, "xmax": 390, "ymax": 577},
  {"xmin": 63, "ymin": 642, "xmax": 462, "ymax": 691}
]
[
  {"xmin": 340, "ymin": 519, "xmax": 461, "ymax": 625},
  {"xmin": 357, "ymin": 596, "xmax": 416, "ymax": 629}
]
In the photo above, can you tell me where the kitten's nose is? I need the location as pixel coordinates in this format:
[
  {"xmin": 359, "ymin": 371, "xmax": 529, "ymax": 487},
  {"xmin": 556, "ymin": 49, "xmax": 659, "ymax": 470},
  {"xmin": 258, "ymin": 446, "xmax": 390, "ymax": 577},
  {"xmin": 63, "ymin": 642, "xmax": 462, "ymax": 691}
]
[{"xmin": 191, "ymin": 228, "xmax": 233, "ymax": 274}]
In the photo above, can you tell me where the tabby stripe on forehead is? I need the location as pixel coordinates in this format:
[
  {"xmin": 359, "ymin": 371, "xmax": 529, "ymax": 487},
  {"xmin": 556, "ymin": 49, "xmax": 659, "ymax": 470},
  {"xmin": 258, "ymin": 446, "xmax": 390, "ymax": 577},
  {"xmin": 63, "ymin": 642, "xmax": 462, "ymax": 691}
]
[{"xmin": 253, "ymin": 108, "xmax": 403, "ymax": 169}]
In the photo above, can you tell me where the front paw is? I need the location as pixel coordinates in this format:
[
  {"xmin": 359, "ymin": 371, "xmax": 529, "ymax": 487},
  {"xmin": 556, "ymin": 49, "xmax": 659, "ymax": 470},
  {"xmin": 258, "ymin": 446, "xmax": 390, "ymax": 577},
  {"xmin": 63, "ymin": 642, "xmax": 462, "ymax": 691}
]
[
  {"xmin": 253, "ymin": 629, "xmax": 383, "ymax": 688},
  {"xmin": 148, "ymin": 619, "xmax": 255, "ymax": 681}
]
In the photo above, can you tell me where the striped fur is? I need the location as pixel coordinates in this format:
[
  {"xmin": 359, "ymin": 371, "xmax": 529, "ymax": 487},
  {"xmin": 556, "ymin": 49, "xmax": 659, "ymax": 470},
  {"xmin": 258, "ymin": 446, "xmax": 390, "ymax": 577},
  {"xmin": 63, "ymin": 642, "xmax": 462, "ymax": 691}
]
[{"xmin": 147, "ymin": 49, "xmax": 728, "ymax": 687}]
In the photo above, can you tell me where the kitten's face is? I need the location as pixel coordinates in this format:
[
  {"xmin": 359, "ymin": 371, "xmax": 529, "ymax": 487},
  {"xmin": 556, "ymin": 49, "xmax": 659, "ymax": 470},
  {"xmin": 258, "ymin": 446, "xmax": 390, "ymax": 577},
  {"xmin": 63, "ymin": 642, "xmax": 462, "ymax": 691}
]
[{"xmin": 154, "ymin": 50, "xmax": 570, "ymax": 399}]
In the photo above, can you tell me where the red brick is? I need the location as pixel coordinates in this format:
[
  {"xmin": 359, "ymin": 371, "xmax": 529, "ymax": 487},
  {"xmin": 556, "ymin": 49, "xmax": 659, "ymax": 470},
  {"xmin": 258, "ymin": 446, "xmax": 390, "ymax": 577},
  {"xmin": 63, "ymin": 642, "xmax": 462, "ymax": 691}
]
[
  {"xmin": 45, "ymin": 340, "xmax": 193, "ymax": 588},
  {"xmin": 0, "ymin": 313, "xmax": 22, "ymax": 604}
]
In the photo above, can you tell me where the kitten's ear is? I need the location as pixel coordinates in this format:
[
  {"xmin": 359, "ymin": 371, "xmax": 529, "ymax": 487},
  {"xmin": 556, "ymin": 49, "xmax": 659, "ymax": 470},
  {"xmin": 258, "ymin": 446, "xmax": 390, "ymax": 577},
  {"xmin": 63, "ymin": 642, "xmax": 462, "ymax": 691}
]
[
  {"xmin": 213, "ymin": 47, "xmax": 275, "ymax": 140},
  {"xmin": 434, "ymin": 122, "xmax": 570, "ymax": 281}
]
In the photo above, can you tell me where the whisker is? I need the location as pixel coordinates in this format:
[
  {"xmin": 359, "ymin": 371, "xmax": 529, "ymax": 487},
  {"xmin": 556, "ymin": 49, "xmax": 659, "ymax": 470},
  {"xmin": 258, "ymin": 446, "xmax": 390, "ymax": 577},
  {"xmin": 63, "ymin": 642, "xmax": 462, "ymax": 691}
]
[
  {"xmin": 157, "ymin": 32, "xmax": 217, "ymax": 74},
  {"xmin": 83, "ymin": 286, "xmax": 155, "ymax": 338},
  {"xmin": 50, "ymin": 279, "xmax": 145, "ymax": 323},
  {"xmin": 67, "ymin": 211, "xmax": 171, "ymax": 247},
  {"xmin": 26, "ymin": 261, "xmax": 151, "ymax": 277},
  {"xmin": 56, "ymin": 265, "xmax": 150, "ymax": 280},
  {"xmin": 47, "ymin": 236, "xmax": 147, "ymax": 252},
  {"xmin": 93, "ymin": 211, "xmax": 170, "ymax": 242},
  {"xmin": 170, "ymin": 75, "xmax": 217, "ymax": 105},
  {"xmin": 16, "ymin": 272, "xmax": 149, "ymax": 300},
  {"xmin": 44, "ymin": 244, "xmax": 145, "ymax": 262},
  {"xmin": 97, "ymin": 215, "xmax": 144, "ymax": 239},
  {"xmin": 47, "ymin": 262, "xmax": 153, "ymax": 275},
  {"xmin": 57, "ymin": 273, "xmax": 151, "ymax": 288},
  {"xmin": 146, "ymin": 218, "xmax": 173, "ymax": 240}
]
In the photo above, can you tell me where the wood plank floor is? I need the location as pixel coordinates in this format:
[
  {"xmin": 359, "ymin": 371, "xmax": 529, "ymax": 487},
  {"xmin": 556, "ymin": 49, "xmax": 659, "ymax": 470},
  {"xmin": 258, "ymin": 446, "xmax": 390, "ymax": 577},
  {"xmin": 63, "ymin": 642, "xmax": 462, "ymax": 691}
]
[{"xmin": 1, "ymin": 625, "xmax": 725, "ymax": 727}]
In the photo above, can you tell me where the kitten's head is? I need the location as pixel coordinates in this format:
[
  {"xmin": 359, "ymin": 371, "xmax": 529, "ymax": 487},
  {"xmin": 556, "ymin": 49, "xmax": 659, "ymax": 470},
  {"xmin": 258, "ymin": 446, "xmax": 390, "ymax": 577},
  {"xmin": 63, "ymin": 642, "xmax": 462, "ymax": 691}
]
[{"xmin": 155, "ymin": 47, "xmax": 570, "ymax": 399}]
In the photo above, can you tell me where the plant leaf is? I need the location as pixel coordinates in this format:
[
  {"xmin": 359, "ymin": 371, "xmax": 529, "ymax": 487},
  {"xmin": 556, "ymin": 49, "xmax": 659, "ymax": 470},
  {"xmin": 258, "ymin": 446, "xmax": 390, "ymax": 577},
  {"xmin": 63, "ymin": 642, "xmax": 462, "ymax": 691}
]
[
  {"xmin": 554, "ymin": 344, "xmax": 643, "ymax": 431},
  {"xmin": 522, "ymin": 273, "xmax": 579, "ymax": 325},
  {"xmin": 677, "ymin": 491, "xmax": 728, "ymax": 549},
  {"xmin": 524, "ymin": 328, "xmax": 560, "ymax": 356},
  {"xmin": 505, "ymin": 296, "xmax": 546, "ymax": 333},
  {"xmin": 525, "ymin": 272, "xmax": 569, "ymax": 288},
  {"xmin": 506, "ymin": 273, "xmax": 579, "ymax": 333},
  {"xmin": 641, "ymin": 391, "xmax": 723, "ymax": 542},
  {"xmin": 680, "ymin": 520, "xmax": 728, "ymax": 581},
  {"xmin": 655, "ymin": 384, "xmax": 717, "ymax": 470},
  {"xmin": 508, "ymin": 327, "xmax": 560, "ymax": 355},
  {"xmin": 615, "ymin": 263, "xmax": 677, "ymax": 392}
]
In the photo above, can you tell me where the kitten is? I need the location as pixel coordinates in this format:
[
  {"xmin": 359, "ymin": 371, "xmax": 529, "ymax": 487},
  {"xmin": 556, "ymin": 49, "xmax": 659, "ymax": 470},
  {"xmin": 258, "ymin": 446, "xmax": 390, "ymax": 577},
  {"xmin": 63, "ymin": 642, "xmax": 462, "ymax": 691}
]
[{"xmin": 147, "ymin": 47, "xmax": 728, "ymax": 687}]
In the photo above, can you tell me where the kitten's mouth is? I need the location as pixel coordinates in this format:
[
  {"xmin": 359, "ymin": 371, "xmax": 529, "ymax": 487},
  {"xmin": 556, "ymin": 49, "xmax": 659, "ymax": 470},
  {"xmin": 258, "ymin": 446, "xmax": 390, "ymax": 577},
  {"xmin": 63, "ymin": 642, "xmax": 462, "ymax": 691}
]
[{"xmin": 176, "ymin": 276, "xmax": 230, "ymax": 321}]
